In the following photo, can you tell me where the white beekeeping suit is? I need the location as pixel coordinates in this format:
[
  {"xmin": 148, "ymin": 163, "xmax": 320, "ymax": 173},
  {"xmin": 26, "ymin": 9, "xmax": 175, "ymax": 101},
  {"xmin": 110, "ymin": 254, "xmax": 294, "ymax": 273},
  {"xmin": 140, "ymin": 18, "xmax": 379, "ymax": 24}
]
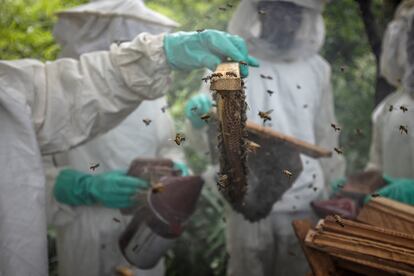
[
  {"xmin": 45, "ymin": 1, "xmax": 181, "ymax": 276},
  {"xmin": 367, "ymin": 0, "xmax": 414, "ymax": 178},
  {"xmin": 0, "ymin": 30, "xmax": 170, "ymax": 276},
  {"xmin": 186, "ymin": 0, "xmax": 344, "ymax": 275}
]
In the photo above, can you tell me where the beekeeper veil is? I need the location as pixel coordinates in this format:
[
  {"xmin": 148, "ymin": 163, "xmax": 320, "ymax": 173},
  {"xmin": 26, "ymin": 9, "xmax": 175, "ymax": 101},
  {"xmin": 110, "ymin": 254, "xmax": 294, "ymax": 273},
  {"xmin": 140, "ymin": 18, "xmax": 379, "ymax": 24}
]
[
  {"xmin": 53, "ymin": 0, "xmax": 179, "ymax": 58},
  {"xmin": 404, "ymin": 6, "xmax": 414, "ymax": 97},
  {"xmin": 228, "ymin": 0, "xmax": 326, "ymax": 62},
  {"xmin": 379, "ymin": 1, "xmax": 414, "ymax": 87}
]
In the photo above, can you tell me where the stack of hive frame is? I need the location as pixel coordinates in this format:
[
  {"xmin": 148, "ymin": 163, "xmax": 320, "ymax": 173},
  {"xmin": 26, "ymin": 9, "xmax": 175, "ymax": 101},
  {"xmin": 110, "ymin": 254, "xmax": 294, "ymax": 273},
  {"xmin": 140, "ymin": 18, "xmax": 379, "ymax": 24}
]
[{"xmin": 293, "ymin": 198, "xmax": 414, "ymax": 276}]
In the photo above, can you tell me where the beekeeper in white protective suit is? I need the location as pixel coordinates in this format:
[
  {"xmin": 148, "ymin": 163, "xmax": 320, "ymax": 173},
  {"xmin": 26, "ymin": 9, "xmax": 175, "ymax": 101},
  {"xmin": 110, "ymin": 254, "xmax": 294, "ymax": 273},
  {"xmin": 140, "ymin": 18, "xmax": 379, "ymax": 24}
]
[
  {"xmin": 0, "ymin": 13, "xmax": 258, "ymax": 276},
  {"xmin": 367, "ymin": 0, "xmax": 414, "ymax": 178},
  {"xmin": 185, "ymin": 0, "xmax": 345, "ymax": 275},
  {"xmin": 43, "ymin": 1, "xmax": 185, "ymax": 276}
]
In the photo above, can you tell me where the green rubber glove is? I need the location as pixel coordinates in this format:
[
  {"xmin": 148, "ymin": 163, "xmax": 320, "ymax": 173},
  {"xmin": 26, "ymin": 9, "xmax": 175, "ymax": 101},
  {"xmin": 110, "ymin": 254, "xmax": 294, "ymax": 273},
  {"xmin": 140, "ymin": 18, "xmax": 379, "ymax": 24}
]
[
  {"xmin": 185, "ymin": 94, "xmax": 213, "ymax": 129},
  {"xmin": 54, "ymin": 169, "xmax": 149, "ymax": 209},
  {"xmin": 173, "ymin": 161, "xmax": 190, "ymax": 176},
  {"xmin": 164, "ymin": 29, "xmax": 259, "ymax": 77},
  {"xmin": 365, "ymin": 176, "xmax": 414, "ymax": 205}
]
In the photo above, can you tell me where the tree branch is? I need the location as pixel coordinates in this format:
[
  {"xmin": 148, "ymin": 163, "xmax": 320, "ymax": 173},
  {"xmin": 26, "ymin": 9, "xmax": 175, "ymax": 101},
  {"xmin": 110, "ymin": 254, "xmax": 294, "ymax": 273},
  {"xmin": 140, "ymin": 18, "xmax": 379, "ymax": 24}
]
[{"xmin": 355, "ymin": 0, "xmax": 382, "ymax": 63}]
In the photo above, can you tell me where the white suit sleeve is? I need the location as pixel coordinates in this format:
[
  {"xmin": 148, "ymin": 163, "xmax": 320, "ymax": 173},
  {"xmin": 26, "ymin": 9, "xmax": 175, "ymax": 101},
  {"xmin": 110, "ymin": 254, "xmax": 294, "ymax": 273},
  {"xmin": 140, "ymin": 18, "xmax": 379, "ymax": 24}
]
[
  {"xmin": 1, "ymin": 33, "xmax": 170, "ymax": 155},
  {"xmin": 313, "ymin": 60, "xmax": 346, "ymax": 186}
]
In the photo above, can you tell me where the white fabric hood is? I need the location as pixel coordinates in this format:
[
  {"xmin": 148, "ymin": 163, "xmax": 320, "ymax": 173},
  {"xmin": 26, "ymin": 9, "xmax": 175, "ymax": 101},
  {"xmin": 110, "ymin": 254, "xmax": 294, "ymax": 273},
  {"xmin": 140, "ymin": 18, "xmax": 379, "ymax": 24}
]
[
  {"xmin": 228, "ymin": 0, "xmax": 326, "ymax": 61},
  {"xmin": 54, "ymin": 0, "xmax": 179, "ymax": 58}
]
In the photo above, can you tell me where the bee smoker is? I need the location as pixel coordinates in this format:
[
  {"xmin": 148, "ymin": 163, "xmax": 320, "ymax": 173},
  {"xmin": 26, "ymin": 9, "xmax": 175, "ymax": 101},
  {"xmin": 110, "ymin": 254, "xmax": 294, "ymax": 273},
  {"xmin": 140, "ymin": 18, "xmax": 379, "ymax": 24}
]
[{"xmin": 119, "ymin": 175, "xmax": 203, "ymax": 269}]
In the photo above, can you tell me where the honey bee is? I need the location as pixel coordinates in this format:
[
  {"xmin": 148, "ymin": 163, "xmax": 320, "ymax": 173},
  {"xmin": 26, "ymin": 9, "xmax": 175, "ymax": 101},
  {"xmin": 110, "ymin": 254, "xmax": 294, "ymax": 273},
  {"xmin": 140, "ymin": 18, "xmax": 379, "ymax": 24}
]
[
  {"xmin": 200, "ymin": 113, "xmax": 210, "ymax": 123},
  {"xmin": 330, "ymin": 123, "xmax": 341, "ymax": 132},
  {"xmin": 201, "ymin": 76, "xmax": 210, "ymax": 83},
  {"xmin": 211, "ymin": 73, "xmax": 223, "ymax": 78},
  {"xmin": 296, "ymin": 84, "xmax": 301, "ymax": 89},
  {"xmin": 400, "ymin": 105, "xmax": 408, "ymax": 112},
  {"xmin": 303, "ymin": 104, "xmax": 308, "ymax": 108},
  {"xmin": 89, "ymin": 163, "xmax": 100, "ymax": 171},
  {"xmin": 239, "ymin": 61, "xmax": 248, "ymax": 66},
  {"xmin": 196, "ymin": 29, "xmax": 205, "ymax": 33},
  {"xmin": 258, "ymin": 9, "xmax": 266, "ymax": 15},
  {"xmin": 399, "ymin": 125, "xmax": 408, "ymax": 135},
  {"xmin": 258, "ymin": 109, "xmax": 273, "ymax": 123},
  {"xmin": 371, "ymin": 193, "xmax": 380, "ymax": 198},
  {"xmin": 260, "ymin": 74, "xmax": 266, "ymax": 79},
  {"xmin": 226, "ymin": 71, "xmax": 238, "ymax": 78},
  {"xmin": 334, "ymin": 147, "xmax": 343, "ymax": 154},
  {"xmin": 142, "ymin": 118, "xmax": 152, "ymax": 126},
  {"xmin": 174, "ymin": 133, "xmax": 186, "ymax": 145},
  {"xmin": 152, "ymin": 182, "xmax": 165, "ymax": 194},
  {"xmin": 217, "ymin": 174, "xmax": 228, "ymax": 190},
  {"xmin": 283, "ymin": 169, "xmax": 293, "ymax": 178},
  {"xmin": 266, "ymin": 75, "xmax": 273, "ymax": 80},
  {"xmin": 113, "ymin": 217, "xmax": 120, "ymax": 223},
  {"xmin": 226, "ymin": 3, "xmax": 233, "ymax": 8},
  {"xmin": 246, "ymin": 140, "xmax": 261, "ymax": 153},
  {"xmin": 218, "ymin": 7, "xmax": 227, "ymax": 11},
  {"xmin": 355, "ymin": 128, "xmax": 364, "ymax": 137},
  {"xmin": 161, "ymin": 104, "xmax": 169, "ymax": 113},
  {"xmin": 333, "ymin": 214, "xmax": 345, "ymax": 227},
  {"xmin": 266, "ymin": 89, "xmax": 274, "ymax": 96},
  {"xmin": 389, "ymin": 105, "xmax": 394, "ymax": 112}
]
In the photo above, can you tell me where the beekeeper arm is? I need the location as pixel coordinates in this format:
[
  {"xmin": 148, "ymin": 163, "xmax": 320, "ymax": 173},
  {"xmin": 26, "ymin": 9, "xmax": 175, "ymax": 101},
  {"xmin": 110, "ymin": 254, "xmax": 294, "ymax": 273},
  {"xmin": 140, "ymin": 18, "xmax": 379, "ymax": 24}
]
[
  {"xmin": 314, "ymin": 60, "xmax": 346, "ymax": 187},
  {"xmin": 7, "ymin": 33, "xmax": 170, "ymax": 155}
]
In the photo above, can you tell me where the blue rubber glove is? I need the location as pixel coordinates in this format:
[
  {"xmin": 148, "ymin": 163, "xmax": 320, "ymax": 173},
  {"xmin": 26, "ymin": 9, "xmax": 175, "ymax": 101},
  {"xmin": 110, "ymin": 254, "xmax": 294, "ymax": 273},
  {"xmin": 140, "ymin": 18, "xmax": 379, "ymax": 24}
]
[
  {"xmin": 365, "ymin": 176, "xmax": 414, "ymax": 205},
  {"xmin": 185, "ymin": 94, "xmax": 213, "ymax": 129},
  {"xmin": 54, "ymin": 169, "xmax": 149, "ymax": 209},
  {"xmin": 173, "ymin": 161, "xmax": 190, "ymax": 176},
  {"xmin": 164, "ymin": 29, "xmax": 259, "ymax": 77}
]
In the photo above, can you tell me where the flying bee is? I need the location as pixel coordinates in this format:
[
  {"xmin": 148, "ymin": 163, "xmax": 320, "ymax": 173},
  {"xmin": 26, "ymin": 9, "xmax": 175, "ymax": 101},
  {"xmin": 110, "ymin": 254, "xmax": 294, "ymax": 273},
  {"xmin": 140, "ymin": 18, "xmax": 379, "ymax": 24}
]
[
  {"xmin": 200, "ymin": 113, "xmax": 210, "ymax": 123},
  {"xmin": 258, "ymin": 109, "xmax": 273, "ymax": 124},
  {"xmin": 400, "ymin": 105, "xmax": 408, "ymax": 112},
  {"xmin": 371, "ymin": 193, "xmax": 380, "ymax": 198},
  {"xmin": 258, "ymin": 9, "xmax": 266, "ymax": 15},
  {"xmin": 226, "ymin": 3, "xmax": 233, "ymax": 8},
  {"xmin": 266, "ymin": 89, "xmax": 274, "ymax": 96},
  {"xmin": 217, "ymin": 174, "xmax": 228, "ymax": 190},
  {"xmin": 333, "ymin": 214, "xmax": 345, "ymax": 227},
  {"xmin": 266, "ymin": 75, "xmax": 273, "ymax": 80},
  {"xmin": 218, "ymin": 7, "xmax": 227, "ymax": 11},
  {"xmin": 161, "ymin": 104, "xmax": 170, "ymax": 113},
  {"xmin": 399, "ymin": 125, "xmax": 408, "ymax": 135},
  {"xmin": 355, "ymin": 128, "xmax": 364, "ymax": 137},
  {"xmin": 283, "ymin": 169, "xmax": 293, "ymax": 178},
  {"xmin": 211, "ymin": 73, "xmax": 223, "ymax": 78},
  {"xmin": 173, "ymin": 133, "xmax": 186, "ymax": 145},
  {"xmin": 331, "ymin": 123, "xmax": 341, "ymax": 132},
  {"xmin": 303, "ymin": 104, "xmax": 308, "ymax": 109},
  {"xmin": 296, "ymin": 84, "xmax": 301, "ymax": 89},
  {"xmin": 260, "ymin": 74, "xmax": 266, "ymax": 79},
  {"xmin": 226, "ymin": 71, "xmax": 237, "ymax": 78},
  {"xmin": 89, "ymin": 163, "xmax": 100, "ymax": 171},
  {"xmin": 113, "ymin": 217, "xmax": 121, "ymax": 223},
  {"xmin": 196, "ymin": 29, "xmax": 205, "ymax": 33},
  {"xmin": 389, "ymin": 105, "xmax": 394, "ymax": 112},
  {"xmin": 334, "ymin": 147, "xmax": 343, "ymax": 154},
  {"xmin": 202, "ymin": 76, "xmax": 211, "ymax": 83},
  {"xmin": 246, "ymin": 140, "xmax": 261, "ymax": 153},
  {"xmin": 142, "ymin": 118, "xmax": 152, "ymax": 126},
  {"xmin": 152, "ymin": 182, "xmax": 165, "ymax": 194}
]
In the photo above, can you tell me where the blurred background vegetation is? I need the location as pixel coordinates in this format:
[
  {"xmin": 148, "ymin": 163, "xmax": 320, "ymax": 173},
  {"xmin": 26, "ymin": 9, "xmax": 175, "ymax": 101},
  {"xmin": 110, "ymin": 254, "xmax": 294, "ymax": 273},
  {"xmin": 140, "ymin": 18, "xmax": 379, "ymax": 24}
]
[{"xmin": 0, "ymin": 0, "xmax": 398, "ymax": 275}]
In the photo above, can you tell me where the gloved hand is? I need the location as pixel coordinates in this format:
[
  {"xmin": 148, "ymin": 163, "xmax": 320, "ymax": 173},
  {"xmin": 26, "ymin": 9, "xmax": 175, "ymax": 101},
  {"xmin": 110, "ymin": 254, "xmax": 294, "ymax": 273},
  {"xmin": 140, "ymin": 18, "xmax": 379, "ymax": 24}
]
[
  {"xmin": 365, "ymin": 176, "xmax": 414, "ymax": 205},
  {"xmin": 185, "ymin": 94, "xmax": 213, "ymax": 129},
  {"xmin": 54, "ymin": 169, "xmax": 149, "ymax": 209},
  {"xmin": 173, "ymin": 161, "xmax": 190, "ymax": 176},
  {"xmin": 164, "ymin": 29, "xmax": 259, "ymax": 77}
]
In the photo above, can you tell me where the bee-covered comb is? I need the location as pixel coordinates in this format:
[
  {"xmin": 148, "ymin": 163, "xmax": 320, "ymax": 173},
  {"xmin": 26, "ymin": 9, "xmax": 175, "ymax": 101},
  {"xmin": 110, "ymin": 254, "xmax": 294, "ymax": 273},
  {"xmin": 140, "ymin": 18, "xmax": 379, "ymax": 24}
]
[{"xmin": 210, "ymin": 62, "xmax": 248, "ymax": 209}]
